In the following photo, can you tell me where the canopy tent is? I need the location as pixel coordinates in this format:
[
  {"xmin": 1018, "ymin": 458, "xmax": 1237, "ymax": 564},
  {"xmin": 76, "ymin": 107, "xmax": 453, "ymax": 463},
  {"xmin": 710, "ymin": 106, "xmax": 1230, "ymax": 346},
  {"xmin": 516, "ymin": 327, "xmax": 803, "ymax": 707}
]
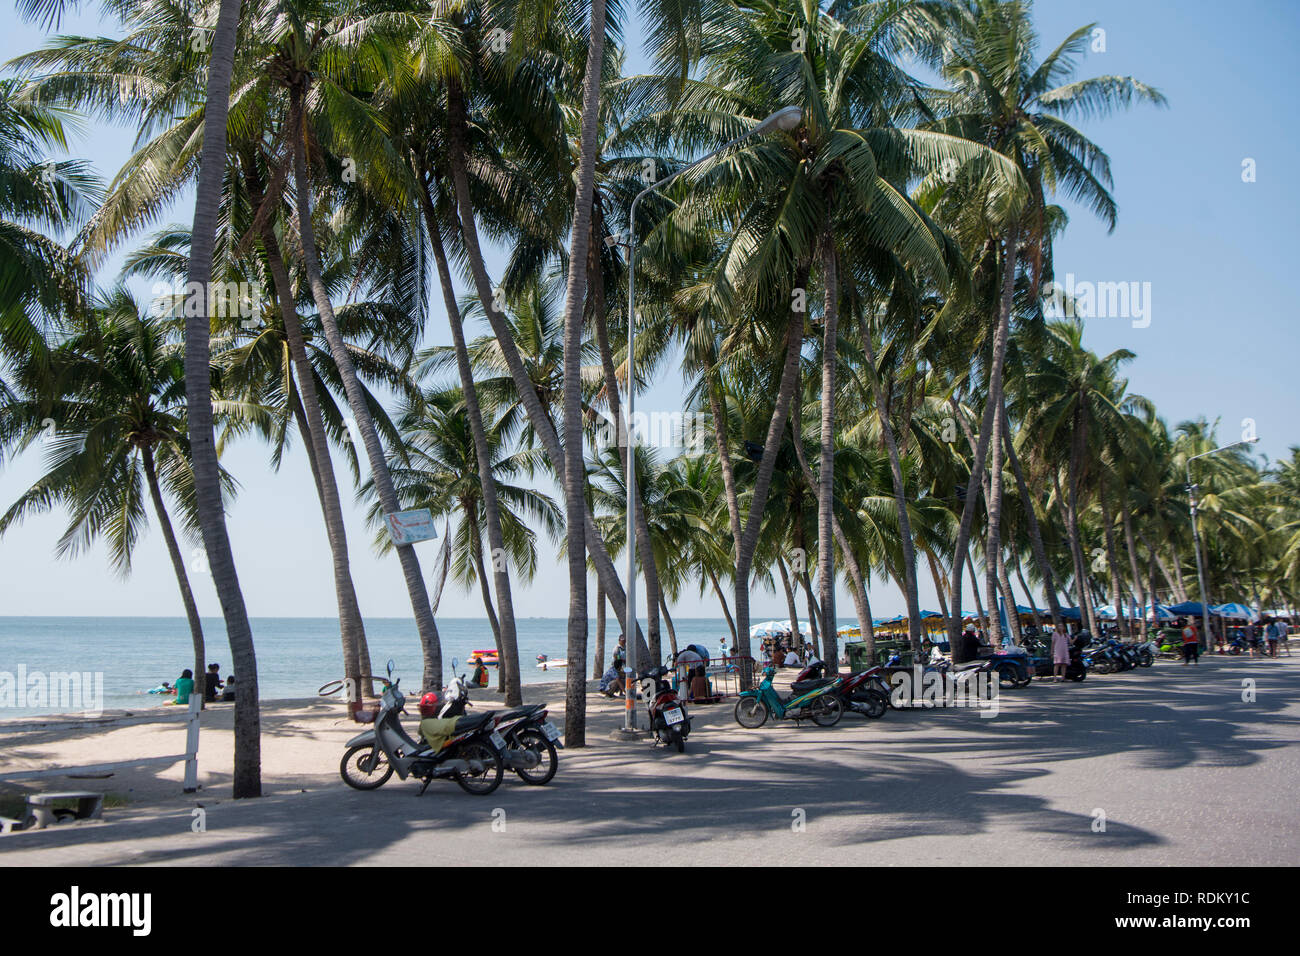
[
  {"xmin": 1059, "ymin": 607, "xmax": 1083, "ymax": 621},
  {"xmin": 1211, "ymin": 603, "xmax": 1260, "ymax": 622}
]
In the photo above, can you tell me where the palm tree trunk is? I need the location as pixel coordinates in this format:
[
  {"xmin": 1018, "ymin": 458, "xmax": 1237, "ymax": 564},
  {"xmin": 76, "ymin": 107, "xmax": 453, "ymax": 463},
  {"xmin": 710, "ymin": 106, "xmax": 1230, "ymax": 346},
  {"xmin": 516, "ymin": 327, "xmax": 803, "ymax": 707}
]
[
  {"xmin": 983, "ymin": 401, "xmax": 1006, "ymax": 645},
  {"xmin": 420, "ymin": 179, "xmax": 521, "ymax": 705},
  {"xmin": 555, "ymin": 0, "xmax": 607, "ymax": 744},
  {"xmin": 245, "ymin": 160, "xmax": 371, "ymax": 693},
  {"xmin": 468, "ymin": 524, "xmax": 506, "ymax": 694},
  {"xmin": 593, "ymin": 582, "xmax": 606, "ymax": 679},
  {"xmin": 790, "ymin": 370, "xmax": 875, "ymax": 656},
  {"xmin": 1121, "ymin": 501, "xmax": 1147, "ymax": 619},
  {"xmin": 707, "ymin": 568, "xmax": 738, "ymax": 643},
  {"xmin": 946, "ymin": 222, "xmax": 1019, "ymax": 660},
  {"xmin": 967, "ymin": 549, "xmax": 987, "ymax": 628},
  {"xmin": 288, "ymin": 92, "xmax": 442, "ymax": 691},
  {"xmin": 733, "ymin": 290, "xmax": 806, "ymax": 682},
  {"xmin": 658, "ymin": 593, "xmax": 679, "ymax": 658},
  {"xmin": 1099, "ymin": 489, "xmax": 1127, "ymax": 637},
  {"xmin": 141, "ymin": 445, "xmax": 206, "ymax": 707},
  {"xmin": 182, "ymin": 0, "xmax": 259, "ymax": 798},
  {"xmin": 1001, "ymin": 405, "xmax": 1063, "ymax": 629},
  {"xmin": 995, "ymin": 549, "xmax": 1023, "ymax": 645},
  {"xmin": 776, "ymin": 554, "xmax": 801, "ymax": 639},
  {"xmin": 926, "ymin": 550, "xmax": 950, "ymax": 622},
  {"xmin": 858, "ymin": 312, "xmax": 922, "ymax": 655},
  {"xmin": 443, "ymin": 78, "xmax": 643, "ymax": 693},
  {"xmin": 1065, "ymin": 412, "xmax": 1098, "ymax": 635},
  {"xmin": 817, "ymin": 240, "xmax": 839, "ymax": 670},
  {"xmin": 1011, "ymin": 551, "xmax": 1041, "ymax": 622},
  {"xmin": 800, "ymin": 570, "xmax": 823, "ymax": 660}
]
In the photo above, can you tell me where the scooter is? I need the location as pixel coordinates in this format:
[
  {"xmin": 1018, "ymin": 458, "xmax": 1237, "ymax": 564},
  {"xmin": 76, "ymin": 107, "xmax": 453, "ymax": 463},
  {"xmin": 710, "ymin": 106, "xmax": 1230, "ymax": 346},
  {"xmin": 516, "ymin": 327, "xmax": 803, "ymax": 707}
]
[
  {"xmin": 438, "ymin": 661, "xmax": 563, "ymax": 784},
  {"xmin": 791, "ymin": 660, "xmax": 888, "ymax": 718},
  {"xmin": 637, "ymin": 665, "xmax": 691, "ymax": 752},
  {"xmin": 734, "ymin": 666, "xmax": 844, "ymax": 728},
  {"xmin": 339, "ymin": 660, "xmax": 506, "ymax": 796}
]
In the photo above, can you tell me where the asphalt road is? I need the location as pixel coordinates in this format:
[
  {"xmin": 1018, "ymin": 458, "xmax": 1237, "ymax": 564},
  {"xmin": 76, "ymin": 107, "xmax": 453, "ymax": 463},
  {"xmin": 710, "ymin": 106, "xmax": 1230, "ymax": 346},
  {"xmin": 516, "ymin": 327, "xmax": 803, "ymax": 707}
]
[{"xmin": 2, "ymin": 653, "xmax": 1296, "ymax": 866}]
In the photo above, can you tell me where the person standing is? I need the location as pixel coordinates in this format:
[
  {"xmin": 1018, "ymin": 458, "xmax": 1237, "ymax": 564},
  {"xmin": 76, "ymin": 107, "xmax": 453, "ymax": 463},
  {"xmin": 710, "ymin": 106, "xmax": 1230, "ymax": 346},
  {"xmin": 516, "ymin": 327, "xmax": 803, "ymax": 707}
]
[
  {"xmin": 1050, "ymin": 624, "xmax": 1070, "ymax": 682},
  {"xmin": 1265, "ymin": 619, "xmax": 1280, "ymax": 658},
  {"xmin": 1181, "ymin": 619, "xmax": 1200, "ymax": 665}
]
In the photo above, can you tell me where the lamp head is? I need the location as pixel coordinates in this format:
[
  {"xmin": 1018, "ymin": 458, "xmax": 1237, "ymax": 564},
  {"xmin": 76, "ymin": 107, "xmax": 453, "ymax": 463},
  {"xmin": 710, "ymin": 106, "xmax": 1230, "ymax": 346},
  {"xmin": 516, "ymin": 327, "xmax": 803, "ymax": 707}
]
[{"xmin": 756, "ymin": 105, "xmax": 803, "ymax": 134}]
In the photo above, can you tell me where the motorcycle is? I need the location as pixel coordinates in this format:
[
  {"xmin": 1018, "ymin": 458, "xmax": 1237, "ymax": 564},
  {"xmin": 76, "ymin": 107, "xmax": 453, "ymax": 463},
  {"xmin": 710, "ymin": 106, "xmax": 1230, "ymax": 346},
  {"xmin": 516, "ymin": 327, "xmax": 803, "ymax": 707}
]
[
  {"xmin": 438, "ymin": 661, "xmax": 563, "ymax": 784},
  {"xmin": 734, "ymin": 666, "xmax": 844, "ymax": 728},
  {"xmin": 339, "ymin": 660, "xmax": 506, "ymax": 795},
  {"xmin": 1023, "ymin": 634, "xmax": 1089, "ymax": 682},
  {"xmin": 791, "ymin": 660, "xmax": 888, "ymax": 718},
  {"xmin": 637, "ymin": 665, "xmax": 691, "ymax": 752}
]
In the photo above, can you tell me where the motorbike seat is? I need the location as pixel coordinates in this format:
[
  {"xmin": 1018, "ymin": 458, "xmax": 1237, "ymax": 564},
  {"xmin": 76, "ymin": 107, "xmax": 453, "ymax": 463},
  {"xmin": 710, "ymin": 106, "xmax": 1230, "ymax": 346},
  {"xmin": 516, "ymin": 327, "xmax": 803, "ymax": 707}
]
[
  {"xmin": 790, "ymin": 677, "xmax": 834, "ymax": 695},
  {"xmin": 497, "ymin": 704, "xmax": 543, "ymax": 721},
  {"xmin": 454, "ymin": 712, "xmax": 494, "ymax": 733}
]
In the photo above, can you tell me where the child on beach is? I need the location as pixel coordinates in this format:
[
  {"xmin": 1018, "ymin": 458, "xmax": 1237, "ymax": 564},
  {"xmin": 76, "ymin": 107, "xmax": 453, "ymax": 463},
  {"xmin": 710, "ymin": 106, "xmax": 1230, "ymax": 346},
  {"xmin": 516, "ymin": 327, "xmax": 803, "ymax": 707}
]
[{"xmin": 171, "ymin": 669, "xmax": 195, "ymax": 705}]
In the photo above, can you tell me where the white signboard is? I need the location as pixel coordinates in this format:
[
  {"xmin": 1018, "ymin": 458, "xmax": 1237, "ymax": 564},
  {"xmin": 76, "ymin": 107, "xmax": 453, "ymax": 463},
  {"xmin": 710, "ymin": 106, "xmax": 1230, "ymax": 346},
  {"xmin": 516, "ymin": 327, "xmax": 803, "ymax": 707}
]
[{"xmin": 385, "ymin": 508, "xmax": 439, "ymax": 546}]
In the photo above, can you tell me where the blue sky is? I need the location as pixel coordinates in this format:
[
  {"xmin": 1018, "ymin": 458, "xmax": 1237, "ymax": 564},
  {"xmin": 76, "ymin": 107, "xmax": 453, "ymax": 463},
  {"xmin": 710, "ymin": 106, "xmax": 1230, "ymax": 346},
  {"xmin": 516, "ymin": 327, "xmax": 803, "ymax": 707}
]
[{"xmin": 1, "ymin": 0, "xmax": 1296, "ymax": 622}]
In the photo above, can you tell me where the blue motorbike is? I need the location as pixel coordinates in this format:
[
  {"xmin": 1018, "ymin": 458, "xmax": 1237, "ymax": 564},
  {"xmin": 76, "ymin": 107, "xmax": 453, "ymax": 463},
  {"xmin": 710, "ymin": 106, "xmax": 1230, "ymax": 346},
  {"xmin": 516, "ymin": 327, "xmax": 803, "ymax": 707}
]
[{"xmin": 734, "ymin": 666, "xmax": 844, "ymax": 728}]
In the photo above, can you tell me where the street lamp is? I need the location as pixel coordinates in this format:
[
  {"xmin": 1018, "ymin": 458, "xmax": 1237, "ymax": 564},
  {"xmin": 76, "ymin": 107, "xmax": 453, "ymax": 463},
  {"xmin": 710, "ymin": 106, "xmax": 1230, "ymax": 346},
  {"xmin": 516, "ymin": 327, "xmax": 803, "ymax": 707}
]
[
  {"xmin": 1186, "ymin": 437, "xmax": 1259, "ymax": 650},
  {"xmin": 620, "ymin": 106, "xmax": 801, "ymax": 730}
]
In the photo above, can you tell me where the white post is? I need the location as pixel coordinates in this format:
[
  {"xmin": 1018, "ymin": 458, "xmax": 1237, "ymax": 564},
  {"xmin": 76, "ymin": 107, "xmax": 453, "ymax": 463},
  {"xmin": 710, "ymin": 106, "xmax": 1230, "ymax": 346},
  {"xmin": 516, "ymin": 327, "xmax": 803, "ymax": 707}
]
[{"xmin": 183, "ymin": 694, "xmax": 201, "ymax": 793}]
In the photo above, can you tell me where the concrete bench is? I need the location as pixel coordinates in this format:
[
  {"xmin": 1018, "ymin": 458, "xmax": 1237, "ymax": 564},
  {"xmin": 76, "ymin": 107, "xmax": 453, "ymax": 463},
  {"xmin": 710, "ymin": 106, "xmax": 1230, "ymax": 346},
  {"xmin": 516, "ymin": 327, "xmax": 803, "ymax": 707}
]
[
  {"xmin": 24, "ymin": 791, "xmax": 104, "ymax": 830},
  {"xmin": 0, "ymin": 816, "xmax": 21, "ymax": 834}
]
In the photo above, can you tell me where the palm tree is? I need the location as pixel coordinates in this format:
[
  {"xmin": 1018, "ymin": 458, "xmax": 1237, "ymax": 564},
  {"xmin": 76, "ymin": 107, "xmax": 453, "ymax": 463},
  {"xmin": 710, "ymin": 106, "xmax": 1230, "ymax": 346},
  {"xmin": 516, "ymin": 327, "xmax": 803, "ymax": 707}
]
[
  {"xmin": 363, "ymin": 387, "xmax": 561, "ymax": 693},
  {"xmin": 926, "ymin": 0, "xmax": 1164, "ymax": 656},
  {"xmin": 0, "ymin": 287, "xmax": 239, "ymax": 704}
]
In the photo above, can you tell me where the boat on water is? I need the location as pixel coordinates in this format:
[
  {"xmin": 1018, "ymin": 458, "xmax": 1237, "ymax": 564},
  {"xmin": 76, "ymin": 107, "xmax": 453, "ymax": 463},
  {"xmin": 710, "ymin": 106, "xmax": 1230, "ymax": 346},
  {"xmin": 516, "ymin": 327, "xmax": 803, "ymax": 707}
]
[
  {"xmin": 467, "ymin": 649, "xmax": 499, "ymax": 667},
  {"xmin": 535, "ymin": 654, "xmax": 569, "ymax": 671}
]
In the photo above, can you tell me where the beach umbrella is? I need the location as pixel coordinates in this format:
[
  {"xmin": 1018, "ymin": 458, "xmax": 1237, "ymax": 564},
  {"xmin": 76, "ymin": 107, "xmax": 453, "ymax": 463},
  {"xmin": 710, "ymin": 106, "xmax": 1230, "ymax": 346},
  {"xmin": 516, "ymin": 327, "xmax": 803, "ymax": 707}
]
[
  {"xmin": 1167, "ymin": 601, "xmax": 1209, "ymax": 616},
  {"xmin": 1144, "ymin": 604, "xmax": 1176, "ymax": 622},
  {"xmin": 1059, "ymin": 607, "xmax": 1082, "ymax": 621},
  {"xmin": 1211, "ymin": 603, "xmax": 1259, "ymax": 622},
  {"xmin": 1095, "ymin": 604, "xmax": 1118, "ymax": 620}
]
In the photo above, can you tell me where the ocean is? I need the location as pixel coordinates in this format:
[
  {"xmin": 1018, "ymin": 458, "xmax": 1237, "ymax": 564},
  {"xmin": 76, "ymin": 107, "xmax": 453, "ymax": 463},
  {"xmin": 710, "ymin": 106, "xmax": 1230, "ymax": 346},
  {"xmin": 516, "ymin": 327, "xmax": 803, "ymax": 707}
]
[{"xmin": 0, "ymin": 615, "xmax": 798, "ymax": 719}]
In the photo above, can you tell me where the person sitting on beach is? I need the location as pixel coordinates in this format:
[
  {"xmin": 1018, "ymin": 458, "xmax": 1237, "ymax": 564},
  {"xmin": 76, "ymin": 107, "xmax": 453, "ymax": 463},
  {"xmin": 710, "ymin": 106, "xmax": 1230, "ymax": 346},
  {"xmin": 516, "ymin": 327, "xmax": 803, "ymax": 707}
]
[
  {"xmin": 599, "ymin": 663, "xmax": 624, "ymax": 697},
  {"xmin": 782, "ymin": 647, "xmax": 800, "ymax": 667},
  {"xmin": 221, "ymin": 675, "xmax": 236, "ymax": 702},
  {"xmin": 170, "ymin": 669, "xmax": 195, "ymax": 706},
  {"xmin": 204, "ymin": 663, "xmax": 223, "ymax": 703}
]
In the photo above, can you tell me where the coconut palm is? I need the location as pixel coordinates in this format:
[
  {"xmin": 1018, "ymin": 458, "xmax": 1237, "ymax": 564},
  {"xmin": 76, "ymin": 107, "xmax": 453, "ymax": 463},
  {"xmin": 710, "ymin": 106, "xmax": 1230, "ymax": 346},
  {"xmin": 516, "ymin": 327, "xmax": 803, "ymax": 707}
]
[{"xmin": 0, "ymin": 286, "xmax": 239, "ymax": 703}]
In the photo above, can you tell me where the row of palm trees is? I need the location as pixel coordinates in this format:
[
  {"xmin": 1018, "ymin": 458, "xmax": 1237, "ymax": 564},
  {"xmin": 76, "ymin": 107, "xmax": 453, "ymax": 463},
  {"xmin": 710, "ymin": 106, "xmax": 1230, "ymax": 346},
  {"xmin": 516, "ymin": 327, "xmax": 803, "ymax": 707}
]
[{"xmin": 2, "ymin": 0, "xmax": 1292, "ymax": 799}]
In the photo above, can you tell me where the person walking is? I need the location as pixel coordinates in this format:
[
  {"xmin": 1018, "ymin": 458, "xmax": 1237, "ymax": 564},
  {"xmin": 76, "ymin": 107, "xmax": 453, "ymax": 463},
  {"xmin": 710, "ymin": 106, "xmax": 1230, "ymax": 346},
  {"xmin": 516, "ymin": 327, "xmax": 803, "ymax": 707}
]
[
  {"xmin": 1181, "ymin": 619, "xmax": 1200, "ymax": 665},
  {"xmin": 1265, "ymin": 619, "xmax": 1280, "ymax": 658},
  {"xmin": 1050, "ymin": 624, "xmax": 1070, "ymax": 682}
]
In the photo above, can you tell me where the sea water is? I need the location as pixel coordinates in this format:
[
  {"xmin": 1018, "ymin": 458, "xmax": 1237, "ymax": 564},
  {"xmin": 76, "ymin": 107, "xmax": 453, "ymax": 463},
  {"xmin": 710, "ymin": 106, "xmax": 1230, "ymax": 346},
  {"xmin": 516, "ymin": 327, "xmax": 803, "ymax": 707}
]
[{"xmin": 0, "ymin": 616, "xmax": 756, "ymax": 718}]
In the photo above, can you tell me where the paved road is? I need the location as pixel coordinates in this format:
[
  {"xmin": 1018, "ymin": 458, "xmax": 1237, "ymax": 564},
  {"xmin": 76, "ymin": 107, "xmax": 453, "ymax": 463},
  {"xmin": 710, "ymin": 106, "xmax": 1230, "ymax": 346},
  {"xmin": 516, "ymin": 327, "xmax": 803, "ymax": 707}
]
[{"xmin": 2, "ymin": 654, "xmax": 1296, "ymax": 865}]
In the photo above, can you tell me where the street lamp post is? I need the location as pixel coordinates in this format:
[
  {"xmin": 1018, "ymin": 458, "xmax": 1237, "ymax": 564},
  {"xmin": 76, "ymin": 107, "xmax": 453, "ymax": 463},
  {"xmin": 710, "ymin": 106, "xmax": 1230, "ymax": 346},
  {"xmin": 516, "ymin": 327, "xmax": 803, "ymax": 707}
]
[
  {"xmin": 620, "ymin": 106, "xmax": 801, "ymax": 730},
  {"xmin": 1186, "ymin": 437, "xmax": 1259, "ymax": 650}
]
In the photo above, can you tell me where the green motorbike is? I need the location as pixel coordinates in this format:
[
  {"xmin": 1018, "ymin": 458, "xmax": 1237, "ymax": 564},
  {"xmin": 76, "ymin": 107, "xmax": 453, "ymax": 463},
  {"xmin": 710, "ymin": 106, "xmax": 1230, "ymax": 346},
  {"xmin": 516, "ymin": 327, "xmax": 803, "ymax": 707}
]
[{"xmin": 733, "ymin": 666, "xmax": 844, "ymax": 728}]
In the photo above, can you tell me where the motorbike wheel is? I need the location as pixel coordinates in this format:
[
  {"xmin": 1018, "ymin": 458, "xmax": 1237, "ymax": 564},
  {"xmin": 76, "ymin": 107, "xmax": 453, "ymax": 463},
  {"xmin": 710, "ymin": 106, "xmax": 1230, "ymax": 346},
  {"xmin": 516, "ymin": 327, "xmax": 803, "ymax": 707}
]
[
  {"xmin": 997, "ymin": 666, "xmax": 1022, "ymax": 689},
  {"xmin": 669, "ymin": 727, "xmax": 686, "ymax": 753},
  {"xmin": 340, "ymin": 744, "xmax": 393, "ymax": 790},
  {"xmin": 1069, "ymin": 668, "xmax": 1087, "ymax": 682},
  {"xmin": 453, "ymin": 741, "xmax": 504, "ymax": 795},
  {"xmin": 734, "ymin": 697, "xmax": 769, "ymax": 728},
  {"xmin": 853, "ymin": 690, "xmax": 887, "ymax": 719},
  {"xmin": 1138, "ymin": 651, "xmax": 1154, "ymax": 667},
  {"xmin": 512, "ymin": 728, "xmax": 558, "ymax": 785},
  {"xmin": 810, "ymin": 694, "xmax": 843, "ymax": 727}
]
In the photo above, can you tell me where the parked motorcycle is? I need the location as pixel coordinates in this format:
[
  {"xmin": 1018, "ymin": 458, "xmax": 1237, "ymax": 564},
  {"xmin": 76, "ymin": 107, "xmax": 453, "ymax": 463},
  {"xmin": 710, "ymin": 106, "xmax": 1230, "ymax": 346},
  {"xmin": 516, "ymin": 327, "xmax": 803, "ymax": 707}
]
[
  {"xmin": 734, "ymin": 666, "xmax": 844, "ymax": 728},
  {"xmin": 637, "ymin": 665, "xmax": 692, "ymax": 752},
  {"xmin": 438, "ymin": 662, "xmax": 562, "ymax": 784},
  {"xmin": 339, "ymin": 661, "xmax": 505, "ymax": 795},
  {"xmin": 791, "ymin": 660, "xmax": 888, "ymax": 718}
]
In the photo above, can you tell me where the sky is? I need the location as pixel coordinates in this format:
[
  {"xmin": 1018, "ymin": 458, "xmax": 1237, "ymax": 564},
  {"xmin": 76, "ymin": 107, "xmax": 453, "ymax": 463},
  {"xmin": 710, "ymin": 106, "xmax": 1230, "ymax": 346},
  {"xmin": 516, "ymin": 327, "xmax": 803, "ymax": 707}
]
[{"xmin": 1, "ymin": 0, "xmax": 1297, "ymax": 623}]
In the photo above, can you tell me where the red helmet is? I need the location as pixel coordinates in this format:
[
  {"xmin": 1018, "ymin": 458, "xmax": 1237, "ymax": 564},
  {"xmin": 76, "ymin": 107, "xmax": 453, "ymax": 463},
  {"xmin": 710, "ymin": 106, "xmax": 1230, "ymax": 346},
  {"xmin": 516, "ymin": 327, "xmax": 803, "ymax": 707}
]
[{"xmin": 418, "ymin": 691, "xmax": 441, "ymax": 717}]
